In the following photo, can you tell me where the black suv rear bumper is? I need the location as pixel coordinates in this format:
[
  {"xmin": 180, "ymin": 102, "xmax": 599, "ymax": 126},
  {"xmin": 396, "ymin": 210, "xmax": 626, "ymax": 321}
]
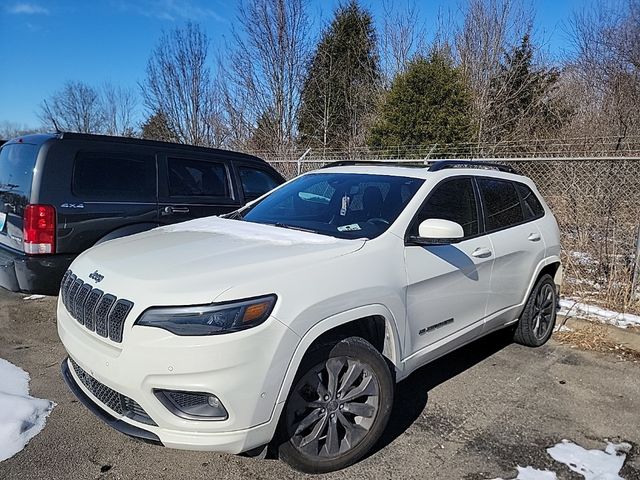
[{"xmin": 0, "ymin": 244, "xmax": 75, "ymax": 295}]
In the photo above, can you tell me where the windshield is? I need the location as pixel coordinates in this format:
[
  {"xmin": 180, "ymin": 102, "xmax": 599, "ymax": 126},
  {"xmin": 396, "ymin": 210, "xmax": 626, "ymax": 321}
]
[
  {"xmin": 240, "ymin": 173, "xmax": 424, "ymax": 239},
  {"xmin": 0, "ymin": 143, "xmax": 39, "ymax": 213}
]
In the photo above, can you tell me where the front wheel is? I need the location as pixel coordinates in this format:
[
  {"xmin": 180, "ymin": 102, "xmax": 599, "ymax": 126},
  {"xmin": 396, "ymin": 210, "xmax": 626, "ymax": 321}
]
[
  {"xmin": 514, "ymin": 274, "xmax": 557, "ymax": 347},
  {"xmin": 277, "ymin": 336, "xmax": 394, "ymax": 473}
]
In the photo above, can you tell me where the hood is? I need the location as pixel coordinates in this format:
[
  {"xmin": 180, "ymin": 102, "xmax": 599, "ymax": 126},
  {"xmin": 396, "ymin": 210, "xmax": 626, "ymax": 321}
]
[{"xmin": 70, "ymin": 217, "xmax": 365, "ymax": 306}]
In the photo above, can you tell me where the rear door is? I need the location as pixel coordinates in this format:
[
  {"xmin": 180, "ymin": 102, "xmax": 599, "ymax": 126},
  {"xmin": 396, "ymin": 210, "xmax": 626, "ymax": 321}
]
[
  {"xmin": 158, "ymin": 155, "xmax": 240, "ymax": 225},
  {"xmin": 61, "ymin": 149, "xmax": 159, "ymax": 252},
  {"xmin": 0, "ymin": 141, "xmax": 39, "ymax": 251},
  {"xmin": 476, "ymin": 177, "xmax": 546, "ymax": 324}
]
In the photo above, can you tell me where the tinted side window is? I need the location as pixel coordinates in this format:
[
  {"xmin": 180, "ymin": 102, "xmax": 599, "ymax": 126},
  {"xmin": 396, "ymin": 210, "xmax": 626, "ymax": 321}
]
[
  {"xmin": 168, "ymin": 158, "xmax": 229, "ymax": 197},
  {"xmin": 477, "ymin": 177, "xmax": 524, "ymax": 231},
  {"xmin": 412, "ymin": 177, "xmax": 479, "ymax": 237},
  {"xmin": 239, "ymin": 167, "xmax": 279, "ymax": 199},
  {"xmin": 73, "ymin": 152, "xmax": 156, "ymax": 201},
  {"xmin": 0, "ymin": 143, "xmax": 38, "ymax": 209},
  {"xmin": 516, "ymin": 183, "xmax": 544, "ymax": 219}
]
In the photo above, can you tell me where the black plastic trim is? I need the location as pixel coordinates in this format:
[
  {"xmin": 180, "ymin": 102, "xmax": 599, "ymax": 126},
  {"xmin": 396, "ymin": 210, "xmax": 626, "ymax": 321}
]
[
  {"xmin": 428, "ymin": 160, "xmax": 519, "ymax": 174},
  {"xmin": 154, "ymin": 389, "xmax": 228, "ymax": 421},
  {"xmin": 61, "ymin": 358, "xmax": 163, "ymax": 445}
]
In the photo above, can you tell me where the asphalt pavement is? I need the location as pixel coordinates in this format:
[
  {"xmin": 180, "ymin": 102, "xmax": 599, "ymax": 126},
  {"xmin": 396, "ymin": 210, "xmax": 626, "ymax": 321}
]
[{"xmin": 0, "ymin": 289, "xmax": 638, "ymax": 479}]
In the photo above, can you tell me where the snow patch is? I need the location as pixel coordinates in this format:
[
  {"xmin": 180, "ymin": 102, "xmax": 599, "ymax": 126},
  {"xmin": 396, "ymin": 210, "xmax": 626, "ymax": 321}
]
[
  {"xmin": 22, "ymin": 295, "xmax": 45, "ymax": 301},
  {"xmin": 494, "ymin": 466, "xmax": 557, "ymax": 480},
  {"xmin": 547, "ymin": 440, "xmax": 631, "ymax": 480},
  {"xmin": 559, "ymin": 298, "xmax": 640, "ymax": 329},
  {"xmin": 0, "ymin": 359, "xmax": 55, "ymax": 462},
  {"xmin": 156, "ymin": 216, "xmax": 344, "ymax": 246}
]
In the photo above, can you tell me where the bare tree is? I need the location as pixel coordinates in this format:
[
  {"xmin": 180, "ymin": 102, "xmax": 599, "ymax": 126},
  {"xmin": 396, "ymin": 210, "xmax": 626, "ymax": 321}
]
[
  {"xmin": 101, "ymin": 83, "xmax": 138, "ymax": 137},
  {"xmin": 380, "ymin": 0, "xmax": 426, "ymax": 83},
  {"xmin": 225, "ymin": 0, "xmax": 311, "ymax": 156},
  {"xmin": 142, "ymin": 22, "xmax": 224, "ymax": 147},
  {"xmin": 455, "ymin": 0, "xmax": 531, "ymax": 144},
  {"xmin": 0, "ymin": 121, "xmax": 41, "ymax": 139},
  {"xmin": 565, "ymin": 0, "xmax": 640, "ymax": 147},
  {"xmin": 39, "ymin": 81, "xmax": 105, "ymax": 133}
]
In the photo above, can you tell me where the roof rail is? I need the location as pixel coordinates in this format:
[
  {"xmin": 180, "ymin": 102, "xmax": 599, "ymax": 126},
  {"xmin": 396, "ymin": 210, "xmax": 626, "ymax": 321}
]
[
  {"xmin": 427, "ymin": 160, "xmax": 519, "ymax": 174},
  {"xmin": 320, "ymin": 160, "xmax": 425, "ymax": 169}
]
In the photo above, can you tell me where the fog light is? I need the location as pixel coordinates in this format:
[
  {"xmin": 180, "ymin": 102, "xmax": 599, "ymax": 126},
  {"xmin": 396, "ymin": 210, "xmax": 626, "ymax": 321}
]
[{"xmin": 154, "ymin": 390, "xmax": 228, "ymax": 421}]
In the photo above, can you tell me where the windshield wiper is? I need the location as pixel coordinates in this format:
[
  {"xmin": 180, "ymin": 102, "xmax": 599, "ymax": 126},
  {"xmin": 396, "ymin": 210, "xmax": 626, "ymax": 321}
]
[
  {"xmin": 272, "ymin": 222, "xmax": 320, "ymax": 234},
  {"xmin": 221, "ymin": 210, "xmax": 244, "ymax": 220}
]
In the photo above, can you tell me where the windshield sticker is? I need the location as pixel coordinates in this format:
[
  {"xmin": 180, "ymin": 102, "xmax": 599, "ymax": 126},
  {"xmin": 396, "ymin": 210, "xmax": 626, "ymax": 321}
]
[
  {"xmin": 340, "ymin": 195, "xmax": 350, "ymax": 216},
  {"xmin": 337, "ymin": 223, "xmax": 361, "ymax": 232}
]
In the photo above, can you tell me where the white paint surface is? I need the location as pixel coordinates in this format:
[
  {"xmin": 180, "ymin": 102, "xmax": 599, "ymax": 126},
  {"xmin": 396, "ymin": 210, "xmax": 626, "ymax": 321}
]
[
  {"xmin": 156, "ymin": 216, "xmax": 343, "ymax": 245},
  {"xmin": 0, "ymin": 359, "xmax": 55, "ymax": 462}
]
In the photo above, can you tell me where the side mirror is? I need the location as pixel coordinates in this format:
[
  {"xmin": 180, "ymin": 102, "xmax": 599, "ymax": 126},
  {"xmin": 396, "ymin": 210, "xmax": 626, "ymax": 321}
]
[{"xmin": 410, "ymin": 218, "xmax": 464, "ymax": 245}]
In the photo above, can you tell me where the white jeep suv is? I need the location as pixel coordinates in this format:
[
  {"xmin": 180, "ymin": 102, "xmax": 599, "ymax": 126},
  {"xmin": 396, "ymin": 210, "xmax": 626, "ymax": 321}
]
[{"xmin": 57, "ymin": 160, "xmax": 561, "ymax": 473}]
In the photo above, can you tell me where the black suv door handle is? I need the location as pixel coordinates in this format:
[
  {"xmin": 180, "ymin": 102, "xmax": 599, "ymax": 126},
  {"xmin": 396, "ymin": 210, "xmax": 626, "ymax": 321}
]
[{"xmin": 162, "ymin": 206, "xmax": 190, "ymax": 215}]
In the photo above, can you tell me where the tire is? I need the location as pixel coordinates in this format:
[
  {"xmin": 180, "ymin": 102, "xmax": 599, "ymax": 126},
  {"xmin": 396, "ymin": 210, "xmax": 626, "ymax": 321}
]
[
  {"xmin": 277, "ymin": 336, "xmax": 394, "ymax": 474},
  {"xmin": 514, "ymin": 274, "xmax": 557, "ymax": 347}
]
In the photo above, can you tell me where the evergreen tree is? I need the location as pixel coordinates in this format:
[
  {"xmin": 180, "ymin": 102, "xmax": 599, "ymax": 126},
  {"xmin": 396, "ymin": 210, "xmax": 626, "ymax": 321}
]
[
  {"xmin": 368, "ymin": 51, "xmax": 472, "ymax": 152},
  {"xmin": 486, "ymin": 34, "xmax": 564, "ymax": 142},
  {"xmin": 141, "ymin": 112, "xmax": 177, "ymax": 143},
  {"xmin": 298, "ymin": 0, "xmax": 380, "ymax": 150}
]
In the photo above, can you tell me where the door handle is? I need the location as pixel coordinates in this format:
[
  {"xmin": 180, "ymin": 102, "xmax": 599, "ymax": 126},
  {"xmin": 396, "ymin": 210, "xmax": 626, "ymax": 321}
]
[
  {"xmin": 527, "ymin": 233, "xmax": 541, "ymax": 242},
  {"xmin": 162, "ymin": 206, "xmax": 190, "ymax": 215},
  {"xmin": 471, "ymin": 247, "xmax": 492, "ymax": 258}
]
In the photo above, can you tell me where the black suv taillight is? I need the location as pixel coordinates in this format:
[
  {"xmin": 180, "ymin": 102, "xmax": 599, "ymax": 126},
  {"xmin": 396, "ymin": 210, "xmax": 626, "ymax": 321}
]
[{"xmin": 23, "ymin": 204, "xmax": 56, "ymax": 254}]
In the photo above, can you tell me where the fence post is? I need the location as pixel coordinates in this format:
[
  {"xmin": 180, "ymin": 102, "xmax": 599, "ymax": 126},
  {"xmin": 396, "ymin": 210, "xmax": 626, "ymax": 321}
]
[
  {"xmin": 296, "ymin": 148, "xmax": 311, "ymax": 177},
  {"xmin": 632, "ymin": 224, "xmax": 640, "ymax": 300}
]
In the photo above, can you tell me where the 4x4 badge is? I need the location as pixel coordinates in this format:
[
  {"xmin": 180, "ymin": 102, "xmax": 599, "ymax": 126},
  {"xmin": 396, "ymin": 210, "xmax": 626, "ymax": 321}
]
[{"xmin": 89, "ymin": 271, "xmax": 104, "ymax": 283}]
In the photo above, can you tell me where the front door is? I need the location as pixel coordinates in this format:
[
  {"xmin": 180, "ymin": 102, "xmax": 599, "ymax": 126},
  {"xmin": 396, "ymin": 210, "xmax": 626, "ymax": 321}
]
[{"xmin": 404, "ymin": 177, "xmax": 493, "ymax": 356}]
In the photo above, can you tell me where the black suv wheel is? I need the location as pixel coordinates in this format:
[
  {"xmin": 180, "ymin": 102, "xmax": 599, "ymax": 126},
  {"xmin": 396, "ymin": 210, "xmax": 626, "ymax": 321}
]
[
  {"xmin": 514, "ymin": 274, "xmax": 557, "ymax": 347},
  {"xmin": 277, "ymin": 336, "xmax": 394, "ymax": 473}
]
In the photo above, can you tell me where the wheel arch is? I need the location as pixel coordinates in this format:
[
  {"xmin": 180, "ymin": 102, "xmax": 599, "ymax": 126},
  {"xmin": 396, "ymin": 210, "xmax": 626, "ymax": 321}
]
[{"xmin": 274, "ymin": 304, "xmax": 402, "ymax": 407}]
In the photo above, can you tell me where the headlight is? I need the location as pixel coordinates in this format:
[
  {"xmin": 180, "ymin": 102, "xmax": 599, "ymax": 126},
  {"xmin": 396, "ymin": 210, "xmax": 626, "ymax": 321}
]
[{"xmin": 135, "ymin": 294, "xmax": 277, "ymax": 336}]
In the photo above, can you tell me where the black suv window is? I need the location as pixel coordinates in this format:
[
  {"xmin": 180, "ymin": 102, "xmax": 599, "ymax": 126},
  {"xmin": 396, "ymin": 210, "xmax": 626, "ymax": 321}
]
[
  {"xmin": 0, "ymin": 143, "xmax": 38, "ymax": 209},
  {"xmin": 477, "ymin": 177, "xmax": 524, "ymax": 231},
  {"xmin": 73, "ymin": 152, "xmax": 156, "ymax": 201},
  {"xmin": 412, "ymin": 177, "xmax": 479, "ymax": 237},
  {"xmin": 239, "ymin": 166, "xmax": 280, "ymax": 200},
  {"xmin": 168, "ymin": 158, "xmax": 229, "ymax": 198},
  {"xmin": 516, "ymin": 182, "xmax": 544, "ymax": 219}
]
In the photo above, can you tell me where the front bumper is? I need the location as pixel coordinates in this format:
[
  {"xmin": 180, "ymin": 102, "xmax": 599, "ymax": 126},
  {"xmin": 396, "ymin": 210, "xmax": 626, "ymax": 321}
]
[
  {"xmin": 57, "ymin": 300, "xmax": 299, "ymax": 454},
  {"xmin": 0, "ymin": 243, "xmax": 75, "ymax": 294}
]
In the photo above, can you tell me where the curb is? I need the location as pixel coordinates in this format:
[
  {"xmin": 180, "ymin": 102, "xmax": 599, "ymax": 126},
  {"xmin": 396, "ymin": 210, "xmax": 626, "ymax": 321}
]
[{"xmin": 556, "ymin": 315, "xmax": 640, "ymax": 354}]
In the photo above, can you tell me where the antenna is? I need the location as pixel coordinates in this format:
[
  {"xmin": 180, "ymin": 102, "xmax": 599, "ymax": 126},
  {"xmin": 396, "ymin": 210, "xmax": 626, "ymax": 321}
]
[{"xmin": 43, "ymin": 100, "xmax": 62, "ymax": 134}]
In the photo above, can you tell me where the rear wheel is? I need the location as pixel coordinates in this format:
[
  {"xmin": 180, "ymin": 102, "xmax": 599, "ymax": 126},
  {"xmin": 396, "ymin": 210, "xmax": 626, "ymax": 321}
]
[
  {"xmin": 514, "ymin": 274, "xmax": 557, "ymax": 347},
  {"xmin": 277, "ymin": 336, "xmax": 393, "ymax": 473}
]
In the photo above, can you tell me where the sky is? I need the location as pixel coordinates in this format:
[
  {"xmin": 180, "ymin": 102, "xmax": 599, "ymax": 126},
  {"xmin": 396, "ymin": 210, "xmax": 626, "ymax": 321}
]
[{"xmin": 0, "ymin": 0, "xmax": 587, "ymax": 129}]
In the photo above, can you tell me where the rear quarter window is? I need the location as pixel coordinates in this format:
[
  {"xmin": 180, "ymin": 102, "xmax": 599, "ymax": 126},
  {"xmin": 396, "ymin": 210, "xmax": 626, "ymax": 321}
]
[
  {"xmin": 516, "ymin": 182, "xmax": 545, "ymax": 219},
  {"xmin": 73, "ymin": 152, "xmax": 156, "ymax": 201}
]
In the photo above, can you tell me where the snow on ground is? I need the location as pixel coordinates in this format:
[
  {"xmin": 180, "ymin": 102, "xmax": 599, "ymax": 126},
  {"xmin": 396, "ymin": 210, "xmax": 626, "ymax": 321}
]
[
  {"xmin": 547, "ymin": 440, "xmax": 631, "ymax": 480},
  {"xmin": 494, "ymin": 440, "xmax": 631, "ymax": 480},
  {"xmin": 0, "ymin": 358, "xmax": 55, "ymax": 462},
  {"xmin": 559, "ymin": 298, "xmax": 640, "ymax": 329},
  {"xmin": 494, "ymin": 466, "xmax": 557, "ymax": 480},
  {"xmin": 157, "ymin": 216, "xmax": 344, "ymax": 245},
  {"xmin": 22, "ymin": 295, "xmax": 45, "ymax": 301}
]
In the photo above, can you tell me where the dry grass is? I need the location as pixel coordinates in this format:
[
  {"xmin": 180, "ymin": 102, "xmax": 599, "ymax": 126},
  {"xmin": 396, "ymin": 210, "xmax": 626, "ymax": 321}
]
[{"xmin": 554, "ymin": 323, "xmax": 640, "ymax": 362}]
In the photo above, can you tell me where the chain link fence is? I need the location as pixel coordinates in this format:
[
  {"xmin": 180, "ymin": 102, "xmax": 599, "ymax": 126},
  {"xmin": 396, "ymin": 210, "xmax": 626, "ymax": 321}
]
[{"xmin": 243, "ymin": 140, "xmax": 640, "ymax": 314}]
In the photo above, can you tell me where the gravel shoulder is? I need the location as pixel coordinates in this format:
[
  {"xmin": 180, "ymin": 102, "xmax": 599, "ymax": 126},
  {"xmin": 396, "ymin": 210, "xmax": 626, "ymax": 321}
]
[{"xmin": 1, "ymin": 289, "xmax": 639, "ymax": 479}]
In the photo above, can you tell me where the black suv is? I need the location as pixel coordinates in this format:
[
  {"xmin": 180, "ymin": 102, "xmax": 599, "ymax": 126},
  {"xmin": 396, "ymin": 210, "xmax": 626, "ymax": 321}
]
[{"xmin": 0, "ymin": 132, "xmax": 284, "ymax": 295}]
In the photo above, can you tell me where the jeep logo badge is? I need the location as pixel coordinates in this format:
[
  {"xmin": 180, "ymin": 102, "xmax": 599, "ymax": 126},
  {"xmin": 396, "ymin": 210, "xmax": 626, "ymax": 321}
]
[{"xmin": 89, "ymin": 270, "xmax": 104, "ymax": 283}]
